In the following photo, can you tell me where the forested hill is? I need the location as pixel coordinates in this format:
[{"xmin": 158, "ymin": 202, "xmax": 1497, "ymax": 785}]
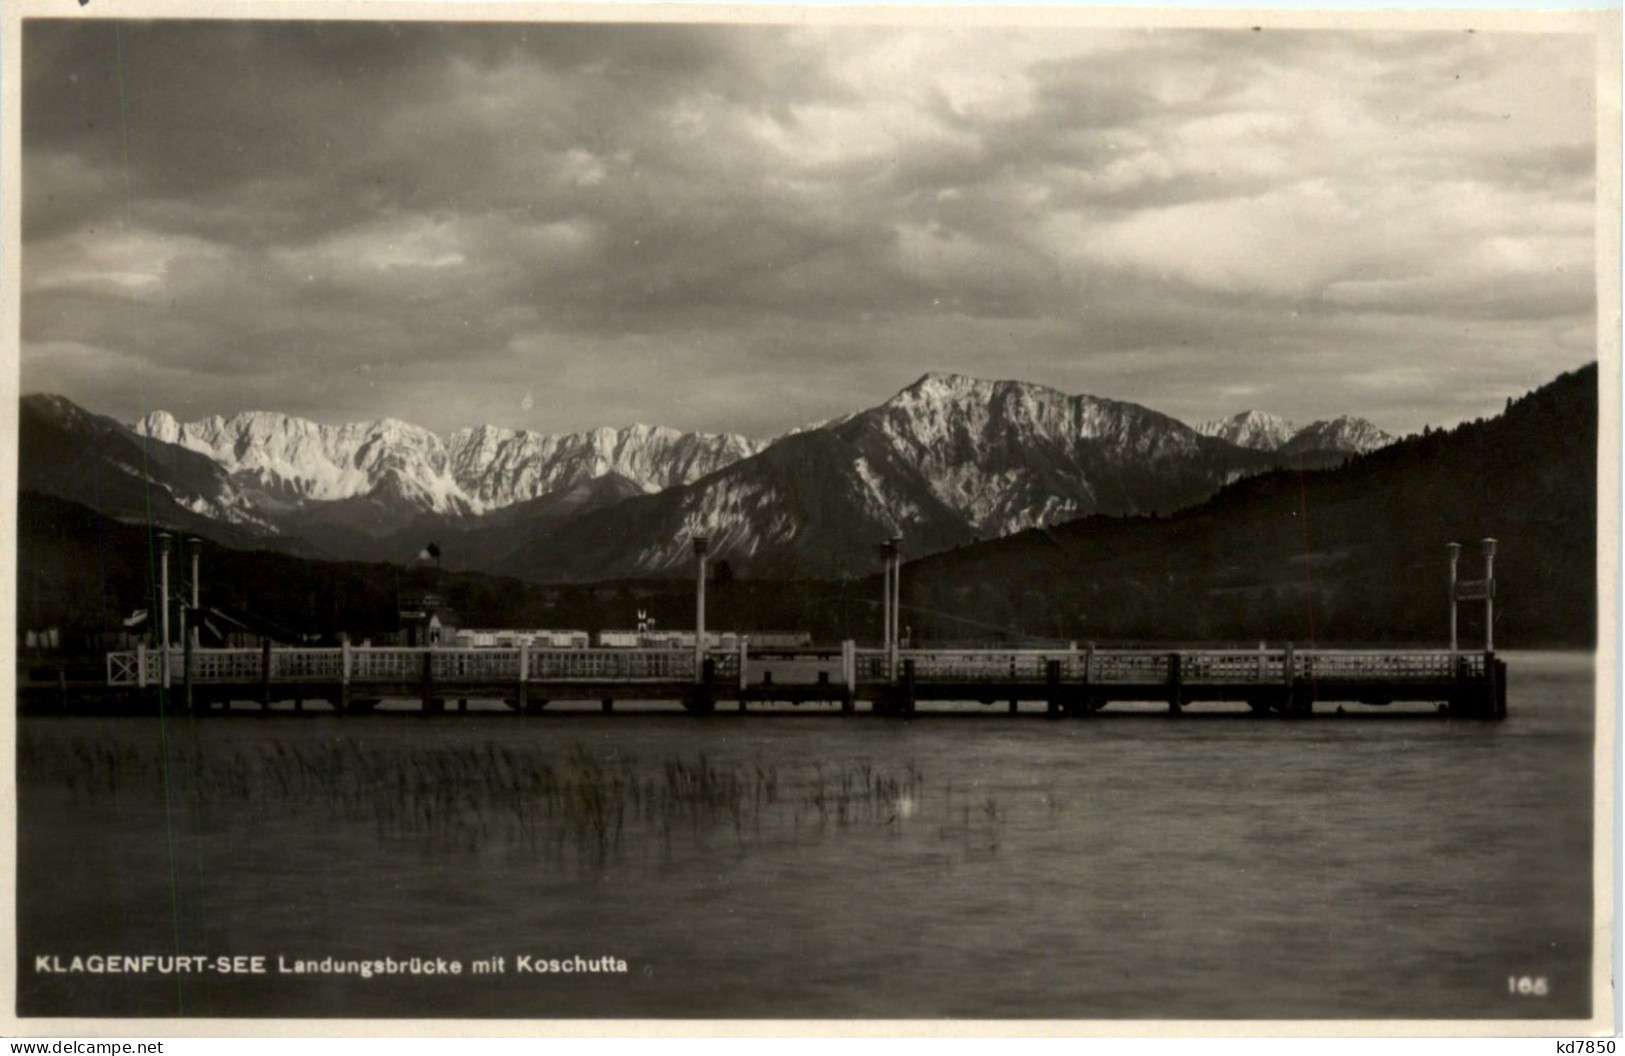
[{"xmin": 900, "ymin": 364, "xmax": 1598, "ymax": 647}]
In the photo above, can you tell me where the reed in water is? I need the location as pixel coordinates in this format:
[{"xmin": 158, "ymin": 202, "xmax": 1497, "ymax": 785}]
[{"xmin": 19, "ymin": 733, "xmax": 934, "ymax": 867}]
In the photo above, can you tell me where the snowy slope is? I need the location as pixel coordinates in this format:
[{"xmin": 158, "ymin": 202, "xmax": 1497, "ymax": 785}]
[{"xmin": 135, "ymin": 410, "xmax": 763, "ymax": 516}]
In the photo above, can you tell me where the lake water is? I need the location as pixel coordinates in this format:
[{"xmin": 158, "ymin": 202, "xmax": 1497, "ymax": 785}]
[{"xmin": 15, "ymin": 651, "xmax": 1595, "ymax": 1020}]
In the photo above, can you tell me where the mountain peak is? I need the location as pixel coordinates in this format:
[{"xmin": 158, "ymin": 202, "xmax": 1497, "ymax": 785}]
[
  {"xmin": 901, "ymin": 371, "xmax": 996, "ymax": 397},
  {"xmin": 904, "ymin": 370, "xmax": 1044, "ymax": 392},
  {"xmin": 1196, "ymin": 410, "xmax": 1297, "ymax": 450},
  {"xmin": 1235, "ymin": 409, "xmax": 1287, "ymax": 426},
  {"xmin": 1285, "ymin": 416, "xmax": 1392, "ymax": 455},
  {"xmin": 1196, "ymin": 409, "xmax": 1391, "ymax": 454},
  {"xmin": 134, "ymin": 409, "xmax": 180, "ymax": 436},
  {"xmin": 895, "ymin": 372, "xmax": 1098, "ymax": 410},
  {"xmin": 367, "ymin": 416, "xmax": 431, "ymax": 435}
]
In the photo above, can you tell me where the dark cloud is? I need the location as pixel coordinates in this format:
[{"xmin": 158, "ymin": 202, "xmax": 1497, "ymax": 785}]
[{"xmin": 20, "ymin": 19, "xmax": 1599, "ymax": 437}]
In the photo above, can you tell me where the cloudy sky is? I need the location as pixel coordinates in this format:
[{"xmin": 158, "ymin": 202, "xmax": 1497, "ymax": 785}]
[{"xmin": 21, "ymin": 18, "xmax": 1598, "ymax": 439}]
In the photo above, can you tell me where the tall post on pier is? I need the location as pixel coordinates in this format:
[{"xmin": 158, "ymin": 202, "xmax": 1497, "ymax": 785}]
[
  {"xmin": 692, "ymin": 535, "xmax": 709, "ymax": 682},
  {"xmin": 877, "ymin": 540, "xmax": 893, "ymax": 659},
  {"xmin": 841, "ymin": 639, "xmax": 856, "ymax": 713},
  {"xmin": 1283, "ymin": 641, "xmax": 1296, "ymax": 713},
  {"xmin": 889, "ymin": 534, "xmax": 903, "ymax": 680},
  {"xmin": 157, "ymin": 532, "xmax": 172, "ymax": 690},
  {"xmin": 887, "ymin": 547, "xmax": 895, "ymax": 655},
  {"xmin": 181, "ymin": 604, "xmax": 193, "ymax": 712},
  {"xmin": 1482, "ymin": 538, "xmax": 1497, "ymax": 654},
  {"xmin": 1446, "ymin": 542, "xmax": 1460, "ymax": 653}
]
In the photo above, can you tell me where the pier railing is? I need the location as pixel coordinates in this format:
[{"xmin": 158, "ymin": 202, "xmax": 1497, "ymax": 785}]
[
  {"xmin": 107, "ymin": 645, "xmax": 705, "ymax": 687},
  {"xmin": 849, "ymin": 647, "xmax": 1486, "ymax": 685}
]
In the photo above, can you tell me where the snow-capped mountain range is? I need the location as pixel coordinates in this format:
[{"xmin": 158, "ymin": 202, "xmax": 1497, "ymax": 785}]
[
  {"xmin": 22, "ymin": 374, "xmax": 1393, "ymax": 579},
  {"xmin": 134, "ymin": 411, "xmax": 764, "ymax": 516}
]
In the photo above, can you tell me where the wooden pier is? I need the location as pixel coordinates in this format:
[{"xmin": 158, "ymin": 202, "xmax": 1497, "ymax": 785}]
[{"xmin": 89, "ymin": 642, "xmax": 1509, "ymax": 719}]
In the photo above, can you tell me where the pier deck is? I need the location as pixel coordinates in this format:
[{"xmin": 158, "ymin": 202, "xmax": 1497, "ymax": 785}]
[{"xmin": 85, "ymin": 643, "xmax": 1508, "ymax": 718}]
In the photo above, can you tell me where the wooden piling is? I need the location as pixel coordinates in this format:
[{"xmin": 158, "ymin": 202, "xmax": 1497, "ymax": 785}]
[
  {"xmin": 1077, "ymin": 642, "xmax": 1095, "ymax": 717},
  {"xmin": 684, "ymin": 658, "xmax": 717, "ymax": 715},
  {"xmin": 420, "ymin": 650, "xmax": 435, "ymax": 714},
  {"xmin": 259, "ymin": 638, "xmax": 272, "ymax": 712},
  {"xmin": 1453, "ymin": 651, "xmax": 1504, "ymax": 720},
  {"xmin": 1168, "ymin": 652, "xmax": 1183, "ymax": 714},
  {"xmin": 901, "ymin": 659, "xmax": 917, "ymax": 716},
  {"xmin": 1282, "ymin": 643, "xmax": 1313, "ymax": 717},
  {"xmin": 1046, "ymin": 659, "xmax": 1063, "ymax": 717}
]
